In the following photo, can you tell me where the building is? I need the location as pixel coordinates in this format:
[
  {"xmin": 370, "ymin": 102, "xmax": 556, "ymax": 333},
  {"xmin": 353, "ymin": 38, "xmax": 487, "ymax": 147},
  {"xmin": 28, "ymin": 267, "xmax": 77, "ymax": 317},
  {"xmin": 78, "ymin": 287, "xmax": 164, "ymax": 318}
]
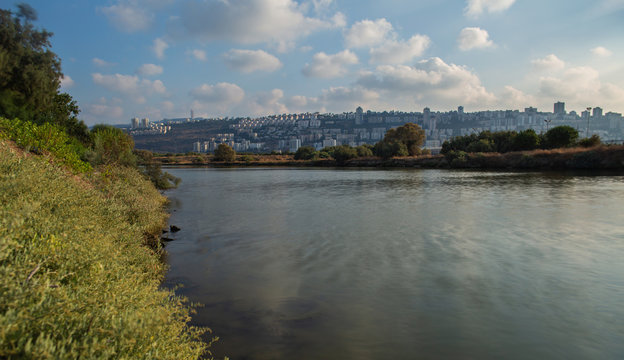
[
  {"xmin": 355, "ymin": 106, "xmax": 364, "ymax": 125},
  {"xmin": 288, "ymin": 139, "xmax": 301, "ymax": 152},
  {"xmin": 593, "ymin": 107, "xmax": 603, "ymax": 118},
  {"xmin": 131, "ymin": 117, "xmax": 139, "ymax": 129},
  {"xmin": 140, "ymin": 117, "xmax": 150, "ymax": 128},
  {"xmin": 554, "ymin": 102, "xmax": 566, "ymax": 115}
]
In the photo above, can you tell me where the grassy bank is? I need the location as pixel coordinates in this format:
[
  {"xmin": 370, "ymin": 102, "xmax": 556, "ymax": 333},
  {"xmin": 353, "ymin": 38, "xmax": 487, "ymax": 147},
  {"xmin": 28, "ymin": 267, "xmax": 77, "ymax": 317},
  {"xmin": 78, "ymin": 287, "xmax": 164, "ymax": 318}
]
[
  {"xmin": 151, "ymin": 145, "xmax": 624, "ymax": 170},
  {"xmin": 0, "ymin": 141, "xmax": 208, "ymax": 359}
]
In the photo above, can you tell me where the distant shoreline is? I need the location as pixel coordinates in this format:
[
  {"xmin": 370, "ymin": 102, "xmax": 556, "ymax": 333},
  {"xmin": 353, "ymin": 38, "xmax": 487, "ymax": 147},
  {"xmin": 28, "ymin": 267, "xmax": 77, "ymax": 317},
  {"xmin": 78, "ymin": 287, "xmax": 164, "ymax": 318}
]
[{"xmin": 151, "ymin": 145, "xmax": 624, "ymax": 171}]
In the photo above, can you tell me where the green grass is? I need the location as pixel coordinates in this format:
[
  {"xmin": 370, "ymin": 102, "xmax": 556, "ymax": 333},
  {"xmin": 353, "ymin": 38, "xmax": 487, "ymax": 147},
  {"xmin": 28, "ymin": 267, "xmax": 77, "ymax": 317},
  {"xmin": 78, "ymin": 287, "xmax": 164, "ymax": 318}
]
[{"xmin": 0, "ymin": 141, "xmax": 210, "ymax": 359}]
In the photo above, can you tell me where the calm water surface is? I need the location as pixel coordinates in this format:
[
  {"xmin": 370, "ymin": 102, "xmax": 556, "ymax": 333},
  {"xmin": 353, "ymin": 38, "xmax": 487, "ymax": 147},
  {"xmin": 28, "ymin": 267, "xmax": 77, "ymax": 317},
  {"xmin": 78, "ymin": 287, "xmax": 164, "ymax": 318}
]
[{"xmin": 162, "ymin": 168, "xmax": 624, "ymax": 359}]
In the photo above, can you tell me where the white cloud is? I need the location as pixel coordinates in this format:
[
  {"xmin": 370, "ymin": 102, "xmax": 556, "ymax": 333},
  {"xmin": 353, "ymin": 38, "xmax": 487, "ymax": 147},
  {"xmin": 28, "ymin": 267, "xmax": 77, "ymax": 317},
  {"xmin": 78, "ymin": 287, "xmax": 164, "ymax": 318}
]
[
  {"xmin": 531, "ymin": 54, "xmax": 565, "ymax": 72},
  {"xmin": 84, "ymin": 101, "xmax": 124, "ymax": 123},
  {"xmin": 161, "ymin": 100, "xmax": 175, "ymax": 112},
  {"xmin": 137, "ymin": 63, "xmax": 163, "ymax": 76},
  {"xmin": 222, "ymin": 49, "xmax": 283, "ymax": 73},
  {"xmin": 499, "ymin": 86, "xmax": 537, "ymax": 108},
  {"xmin": 246, "ymin": 89, "xmax": 289, "ymax": 115},
  {"xmin": 92, "ymin": 73, "xmax": 166, "ymax": 103},
  {"xmin": 99, "ymin": 3, "xmax": 153, "ymax": 32},
  {"xmin": 168, "ymin": 0, "xmax": 344, "ymax": 49},
  {"xmin": 190, "ymin": 82, "xmax": 245, "ymax": 114},
  {"xmin": 152, "ymin": 38, "xmax": 168, "ymax": 59},
  {"xmin": 312, "ymin": 0, "xmax": 334, "ymax": 13},
  {"xmin": 457, "ymin": 27, "xmax": 494, "ymax": 51},
  {"xmin": 302, "ymin": 50, "xmax": 358, "ymax": 78},
  {"xmin": 191, "ymin": 49, "xmax": 207, "ymax": 61},
  {"xmin": 370, "ymin": 35, "xmax": 430, "ymax": 64},
  {"xmin": 60, "ymin": 75, "xmax": 74, "ymax": 89},
  {"xmin": 357, "ymin": 57, "xmax": 496, "ymax": 107},
  {"xmin": 464, "ymin": 0, "xmax": 516, "ymax": 17},
  {"xmin": 344, "ymin": 18, "xmax": 394, "ymax": 48},
  {"xmin": 92, "ymin": 58, "xmax": 115, "ymax": 67},
  {"xmin": 591, "ymin": 46, "xmax": 613, "ymax": 57}
]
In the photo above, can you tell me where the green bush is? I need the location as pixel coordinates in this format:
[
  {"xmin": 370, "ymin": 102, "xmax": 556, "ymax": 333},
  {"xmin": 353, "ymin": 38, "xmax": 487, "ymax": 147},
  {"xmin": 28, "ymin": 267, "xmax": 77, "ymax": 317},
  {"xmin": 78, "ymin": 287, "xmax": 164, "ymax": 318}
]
[
  {"xmin": 0, "ymin": 143, "xmax": 209, "ymax": 359},
  {"xmin": 578, "ymin": 134, "xmax": 601, "ymax": 148},
  {"xmin": 374, "ymin": 140, "xmax": 408, "ymax": 159},
  {"xmin": 213, "ymin": 143, "xmax": 236, "ymax": 162},
  {"xmin": 355, "ymin": 144, "xmax": 374, "ymax": 157},
  {"xmin": 294, "ymin": 146, "xmax": 316, "ymax": 160},
  {"xmin": 134, "ymin": 150, "xmax": 181, "ymax": 190},
  {"xmin": 332, "ymin": 145, "xmax": 358, "ymax": 164},
  {"xmin": 544, "ymin": 125, "xmax": 579, "ymax": 149},
  {"xmin": 0, "ymin": 117, "xmax": 91, "ymax": 173},
  {"xmin": 88, "ymin": 125, "xmax": 136, "ymax": 167}
]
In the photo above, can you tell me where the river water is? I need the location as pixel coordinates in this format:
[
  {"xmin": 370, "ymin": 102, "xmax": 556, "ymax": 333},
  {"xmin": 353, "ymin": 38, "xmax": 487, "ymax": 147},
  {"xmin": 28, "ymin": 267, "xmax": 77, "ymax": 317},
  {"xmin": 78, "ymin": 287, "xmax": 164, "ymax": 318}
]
[{"xmin": 162, "ymin": 168, "xmax": 624, "ymax": 359}]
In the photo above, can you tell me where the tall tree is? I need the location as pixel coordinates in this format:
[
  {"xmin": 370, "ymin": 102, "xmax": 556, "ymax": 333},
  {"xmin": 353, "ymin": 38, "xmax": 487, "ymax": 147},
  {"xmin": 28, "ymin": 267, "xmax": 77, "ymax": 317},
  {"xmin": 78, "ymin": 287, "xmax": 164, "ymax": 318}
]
[{"xmin": 0, "ymin": 6, "xmax": 62, "ymax": 121}]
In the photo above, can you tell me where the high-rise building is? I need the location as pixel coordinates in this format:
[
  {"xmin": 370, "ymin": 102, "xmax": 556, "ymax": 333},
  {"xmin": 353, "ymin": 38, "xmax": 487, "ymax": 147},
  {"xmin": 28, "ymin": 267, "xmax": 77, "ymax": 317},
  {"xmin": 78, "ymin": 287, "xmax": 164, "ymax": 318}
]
[
  {"xmin": 593, "ymin": 107, "xmax": 603, "ymax": 118},
  {"xmin": 131, "ymin": 117, "xmax": 139, "ymax": 129},
  {"xmin": 140, "ymin": 117, "xmax": 150, "ymax": 128},
  {"xmin": 355, "ymin": 106, "xmax": 363, "ymax": 125},
  {"xmin": 554, "ymin": 101, "xmax": 566, "ymax": 115},
  {"xmin": 457, "ymin": 106, "xmax": 464, "ymax": 114}
]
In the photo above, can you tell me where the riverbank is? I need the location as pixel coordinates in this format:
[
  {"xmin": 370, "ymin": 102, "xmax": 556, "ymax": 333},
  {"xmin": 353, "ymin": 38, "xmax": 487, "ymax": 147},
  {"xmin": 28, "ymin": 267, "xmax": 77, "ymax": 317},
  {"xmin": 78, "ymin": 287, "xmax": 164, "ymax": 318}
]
[
  {"xmin": 153, "ymin": 145, "xmax": 624, "ymax": 170},
  {"xmin": 0, "ymin": 141, "xmax": 207, "ymax": 359}
]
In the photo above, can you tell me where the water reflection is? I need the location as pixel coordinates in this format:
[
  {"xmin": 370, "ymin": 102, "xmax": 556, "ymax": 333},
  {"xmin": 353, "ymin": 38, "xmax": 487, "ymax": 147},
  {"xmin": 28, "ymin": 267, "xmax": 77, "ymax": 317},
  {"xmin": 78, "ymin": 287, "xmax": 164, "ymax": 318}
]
[{"xmin": 163, "ymin": 168, "xmax": 624, "ymax": 360}]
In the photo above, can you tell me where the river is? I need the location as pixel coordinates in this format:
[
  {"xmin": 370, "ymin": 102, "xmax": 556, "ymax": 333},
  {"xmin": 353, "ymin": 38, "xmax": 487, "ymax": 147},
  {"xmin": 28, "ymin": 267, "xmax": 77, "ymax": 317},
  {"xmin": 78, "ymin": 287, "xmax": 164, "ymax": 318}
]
[{"xmin": 162, "ymin": 168, "xmax": 624, "ymax": 359}]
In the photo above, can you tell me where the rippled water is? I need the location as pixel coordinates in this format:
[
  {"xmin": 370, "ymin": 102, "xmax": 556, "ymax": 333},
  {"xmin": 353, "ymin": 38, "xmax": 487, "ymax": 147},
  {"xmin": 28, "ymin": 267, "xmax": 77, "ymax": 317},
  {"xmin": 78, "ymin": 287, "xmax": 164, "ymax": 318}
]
[{"xmin": 162, "ymin": 168, "xmax": 624, "ymax": 359}]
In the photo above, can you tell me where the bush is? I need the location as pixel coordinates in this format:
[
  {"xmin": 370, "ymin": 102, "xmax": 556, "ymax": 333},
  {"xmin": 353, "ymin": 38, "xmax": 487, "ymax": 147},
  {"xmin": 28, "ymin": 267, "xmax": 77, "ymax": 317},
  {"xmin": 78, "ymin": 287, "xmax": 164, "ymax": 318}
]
[
  {"xmin": 332, "ymin": 145, "xmax": 358, "ymax": 164},
  {"xmin": 374, "ymin": 140, "xmax": 408, "ymax": 159},
  {"xmin": 88, "ymin": 125, "xmax": 136, "ymax": 167},
  {"xmin": 578, "ymin": 134, "xmax": 601, "ymax": 148},
  {"xmin": 466, "ymin": 138, "xmax": 494, "ymax": 153},
  {"xmin": 544, "ymin": 125, "xmax": 579, "ymax": 149},
  {"xmin": 513, "ymin": 129, "xmax": 540, "ymax": 151},
  {"xmin": 134, "ymin": 150, "xmax": 181, "ymax": 190},
  {"xmin": 0, "ymin": 117, "xmax": 91, "ymax": 173},
  {"xmin": 213, "ymin": 143, "xmax": 236, "ymax": 162},
  {"xmin": 355, "ymin": 144, "xmax": 374, "ymax": 157},
  {"xmin": 294, "ymin": 146, "xmax": 316, "ymax": 160}
]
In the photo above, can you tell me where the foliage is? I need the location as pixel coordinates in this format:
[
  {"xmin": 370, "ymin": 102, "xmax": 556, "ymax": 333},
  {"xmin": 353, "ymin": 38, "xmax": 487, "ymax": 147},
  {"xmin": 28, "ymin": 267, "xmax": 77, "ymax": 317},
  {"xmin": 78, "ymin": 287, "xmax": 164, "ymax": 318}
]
[
  {"xmin": 0, "ymin": 117, "xmax": 91, "ymax": 173},
  {"xmin": 134, "ymin": 149, "xmax": 181, "ymax": 190},
  {"xmin": 294, "ymin": 145, "xmax": 316, "ymax": 160},
  {"xmin": 87, "ymin": 125, "xmax": 136, "ymax": 167},
  {"xmin": 543, "ymin": 125, "xmax": 579, "ymax": 149},
  {"xmin": 578, "ymin": 134, "xmax": 601, "ymax": 148},
  {"xmin": 466, "ymin": 138, "xmax": 494, "ymax": 153},
  {"xmin": 0, "ymin": 143, "xmax": 209, "ymax": 359},
  {"xmin": 34, "ymin": 92, "xmax": 90, "ymax": 145},
  {"xmin": 355, "ymin": 144, "xmax": 374, "ymax": 157},
  {"xmin": 380, "ymin": 122, "xmax": 425, "ymax": 156},
  {"xmin": 213, "ymin": 143, "xmax": 236, "ymax": 162},
  {"xmin": 332, "ymin": 145, "xmax": 358, "ymax": 164},
  {"xmin": 443, "ymin": 129, "xmax": 545, "ymax": 154},
  {"xmin": 0, "ymin": 8, "xmax": 62, "ymax": 121},
  {"xmin": 374, "ymin": 140, "xmax": 408, "ymax": 159}
]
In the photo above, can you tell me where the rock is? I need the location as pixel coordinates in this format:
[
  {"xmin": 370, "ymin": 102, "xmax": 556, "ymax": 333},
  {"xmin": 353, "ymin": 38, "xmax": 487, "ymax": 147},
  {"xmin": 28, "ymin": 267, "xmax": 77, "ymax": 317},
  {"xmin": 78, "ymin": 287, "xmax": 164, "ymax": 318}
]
[
  {"xmin": 161, "ymin": 237, "xmax": 174, "ymax": 242},
  {"xmin": 170, "ymin": 225, "xmax": 181, "ymax": 233},
  {"xmin": 162, "ymin": 229, "xmax": 169, "ymax": 234}
]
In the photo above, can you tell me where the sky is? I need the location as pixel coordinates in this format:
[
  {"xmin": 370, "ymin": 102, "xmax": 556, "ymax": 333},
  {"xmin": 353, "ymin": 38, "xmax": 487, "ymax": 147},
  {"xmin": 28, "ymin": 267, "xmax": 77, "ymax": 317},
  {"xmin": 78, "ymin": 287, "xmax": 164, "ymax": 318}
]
[{"xmin": 17, "ymin": 0, "xmax": 624, "ymax": 125}]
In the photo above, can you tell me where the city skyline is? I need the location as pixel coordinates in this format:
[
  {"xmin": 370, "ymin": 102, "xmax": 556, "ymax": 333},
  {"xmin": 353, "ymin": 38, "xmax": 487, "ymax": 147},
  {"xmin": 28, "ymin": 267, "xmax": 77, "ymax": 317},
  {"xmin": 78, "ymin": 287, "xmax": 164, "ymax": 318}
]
[{"xmin": 23, "ymin": 0, "xmax": 624, "ymax": 125}]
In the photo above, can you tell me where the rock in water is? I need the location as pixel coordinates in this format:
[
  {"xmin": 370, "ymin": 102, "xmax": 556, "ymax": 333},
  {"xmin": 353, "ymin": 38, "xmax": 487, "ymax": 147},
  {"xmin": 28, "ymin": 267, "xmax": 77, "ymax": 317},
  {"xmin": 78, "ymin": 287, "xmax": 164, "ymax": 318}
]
[{"xmin": 170, "ymin": 225, "xmax": 181, "ymax": 232}]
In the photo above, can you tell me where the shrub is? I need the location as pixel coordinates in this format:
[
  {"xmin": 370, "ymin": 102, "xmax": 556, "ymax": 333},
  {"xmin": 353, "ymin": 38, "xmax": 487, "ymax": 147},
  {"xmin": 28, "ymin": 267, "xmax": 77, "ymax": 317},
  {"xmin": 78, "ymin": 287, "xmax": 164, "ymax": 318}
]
[
  {"xmin": 294, "ymin": 145, "xmax": 316, "ymax": 160},
  {"xmin": 213, "ymin": 143, "xmax": 236, "ymax": 162},
  {"xmin": 332, "ymin": 145, "xmax": 358, "ymax": 164},
  {"xmin": 374, "ymin": 140, "xmax": 408, "ymax": 159},
  {"xmin": 578, "ymin": 134, "xmax": 601, "ymax": 148},
  {"xmin": 0, "ymin": 117, "xmax": 91, "ymax": 173},
  {"xmin": 513, "ymin": 129, "xmax": 540, "ymax": 151},
  {"xmin": 466, "ymin": 139, "xmax": 494, "ymax": 153},
  {"xmin": 355, "ymin": 144, "xmax": 374, "ymax": 157},
  {"xmin": 544, "ymin": 125, "xmax": 579, "ymax": 149},
  {"xmin": 88, "ymin": 125, "xmax": 136, "ymax": 167},
  {"xmin": 134, "ymin": 150, "xmax": 181, "ymax": 190}
]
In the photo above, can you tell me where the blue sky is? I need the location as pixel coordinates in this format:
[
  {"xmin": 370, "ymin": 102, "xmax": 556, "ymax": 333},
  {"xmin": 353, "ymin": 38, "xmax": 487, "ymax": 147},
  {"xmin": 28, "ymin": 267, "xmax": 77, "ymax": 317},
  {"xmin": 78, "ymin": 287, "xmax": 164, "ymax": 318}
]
[{"xmin": 20, "ymin": 0, "xmax": 624, "ymax": 125}]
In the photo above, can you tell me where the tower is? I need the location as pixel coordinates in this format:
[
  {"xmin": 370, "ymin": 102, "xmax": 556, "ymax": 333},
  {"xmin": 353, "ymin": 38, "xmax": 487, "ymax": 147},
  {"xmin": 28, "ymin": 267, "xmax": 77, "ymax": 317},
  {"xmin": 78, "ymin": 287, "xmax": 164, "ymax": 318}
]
[
  {"xmin": 554, "ymin": 101, "xmax": 566, "ymax": 115},
  {"xmin": 355, "ymin": 106, "xmax": 363, "ymax": 125}
]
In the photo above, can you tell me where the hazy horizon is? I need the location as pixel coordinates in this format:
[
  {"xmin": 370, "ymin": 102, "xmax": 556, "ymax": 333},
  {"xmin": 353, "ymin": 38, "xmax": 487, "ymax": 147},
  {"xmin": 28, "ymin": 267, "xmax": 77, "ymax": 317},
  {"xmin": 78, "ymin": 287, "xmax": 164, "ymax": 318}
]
[{"xmin": 23, "ymin": 0, "xmax": 624, "ymax": 125}]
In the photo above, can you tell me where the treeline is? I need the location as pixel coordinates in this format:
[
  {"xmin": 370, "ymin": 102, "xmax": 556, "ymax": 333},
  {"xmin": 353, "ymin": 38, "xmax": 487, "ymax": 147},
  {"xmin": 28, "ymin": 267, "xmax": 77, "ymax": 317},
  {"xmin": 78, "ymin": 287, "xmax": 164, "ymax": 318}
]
[
  {"xmin": 441, "ymin": 126, "xmax": 601, "ymax": 155},
  {"xmin": 294, "ymin": 122, "xmax": 430, "ymax": 163}
]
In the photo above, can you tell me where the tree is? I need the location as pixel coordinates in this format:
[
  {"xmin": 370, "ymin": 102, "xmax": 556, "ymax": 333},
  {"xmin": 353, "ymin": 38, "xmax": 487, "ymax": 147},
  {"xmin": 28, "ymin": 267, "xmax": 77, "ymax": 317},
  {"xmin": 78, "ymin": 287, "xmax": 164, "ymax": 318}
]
[
  {"xmin": 513, "ymin": 129, "xmax": 540, "ymax": 151},
  {"xmin": 374, "ymin": 140, "xmax": 408, "ymax": 159},
  {"xmin": 544, "ymin": 125, "xmax": 579, "ymax": 149},
  {"xmin": 294, "ymin": 146, "xmax": 316, "ymax": 160},
  {"xmin": 381, "ymin": 122, "xmax": 425, "ymax": 156},
  {"xmin": 0, "ymin": 7, "xmax": 62, "ymax": 121},
  {"xmin": 214, "ymin": 143, "xmax": 236, "ymax": 162},
  {"xmin": 88, "ymin": 125, "xmax": 136, "ymax": 166},
  {"xmin": 332, "ymin": 145, "xmax": 358, "ymax": 164},
  {"xmin": 35, "ymin": 92, "xmax": 90, "ymax": 145},
  {"xmin": 355, "ymin": 144, "xmax": 374, "ymax": 157},
  {"xmin": 578, "ymin": 134, "xmax": 601, "ymax": 148}
]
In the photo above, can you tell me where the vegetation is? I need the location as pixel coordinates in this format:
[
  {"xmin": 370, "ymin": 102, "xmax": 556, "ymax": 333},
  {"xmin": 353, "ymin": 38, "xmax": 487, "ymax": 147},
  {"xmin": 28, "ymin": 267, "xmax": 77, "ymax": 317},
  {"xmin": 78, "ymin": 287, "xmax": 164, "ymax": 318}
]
[
  {"xmin": 0, "ymin": 142, "xmax": 210, "ymax": 359},
  {"xmin": 441, "ymin": 126, "xmax": 593, "ymax": 155},
  {"xmin": 294, "ymin": 146, "xmax": 316, "ymax": 160},
  {"xmin": 213, "ymin": 143, "xmax": 236, "ymax": 162},
  {"xmin": 378, "ymin": 122, "xmax": 426, "ymax": 156},
  {"xmin": 0, "ymin": 4, "xmax": 204, "ymax": 358}
]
